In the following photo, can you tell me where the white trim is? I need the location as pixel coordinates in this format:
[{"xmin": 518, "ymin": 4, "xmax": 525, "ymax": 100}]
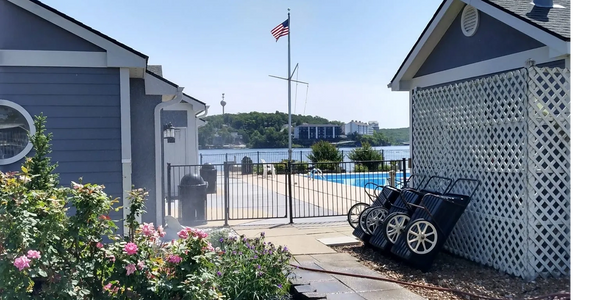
[
  {"xmin": 187, "ymin": 108, "xmax": 198, "ymax": 165},
  {"xmin": 0, "ymin": 100, "xmax": 36, "ymax": 165},
  {"xmin": 154, "ymin": 88, "xmax": 184, "ymax": 226},
  {"xmin": 145, "ymin": 72, "xmax": 179, "ymax": 97},
  {"xmin": 0, "ymin": 50, "xmax": 107, "ymax": 67},
  {"xmin": 119, "ymin": 68, "xmax": 136, "ymax": 227},
  {"xmin": 182, "ymin": 94, "xmax": 207, "ymax": 115},
  {"xmin": 396, "ymin": 46, "xmax": 559, "ymax": 91},
  {"xmin": 8, "ymin": 0, "xmax": 146, "ymax": 68}
]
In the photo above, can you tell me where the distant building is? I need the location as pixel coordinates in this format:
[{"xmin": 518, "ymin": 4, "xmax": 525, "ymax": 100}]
[
  {"xmin": 293, "ymin": 124, "xmax": 342, "ymax": 141},
  {"xmin": 345, "ymin": 120, "xmax": 378, "ymax": 136},
  {"xmin": 368, "ymin": 121, "xmax": 379, "ymax": 132}
]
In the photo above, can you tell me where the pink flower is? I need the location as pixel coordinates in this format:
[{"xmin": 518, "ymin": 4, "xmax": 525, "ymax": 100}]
[
  {"xmin": 197, "ymin": 230, "xmax": 208, "ymax": 239},
  {"xmin": 137, "ymin": 260, "xmax": 145, "ymax": 270},
  {"xmin": 177, "ymin": 229, "xmax": 189, "ymax": 239},
  {"xmin": 13, "ymin": 255, "xmax": 31, "ymax": 271},
  {"xmin": 107, "ymin": 255, "xmax": 116, "ymax": 262},
  {"xmin": 96, "ymin": 242, "xmax": 103, "ymax": 248},
  {"xmin": 167, "ymin": 255, "xmax": 182, "ymax": 264},
  {"xmin": 103, "ymin": 283, "xmax": 112, "ymax": 291},
  {"xmin": 141, "ymin": 223, "xmax": 155, "ymax": 237},
  {"xmin": 125, "ymin": 264, "xmax": 136, "ymax": 275},
  {"xmin": 27, "ymin": 250, "xmax": 41, "ymax": 259},
  {"xmin": 157, "ymin": 225, "xmax": 166, "ymax": 238},
  {"xmin": 124, "ymin": 242, "xmax": 138, "ymax": 255}
]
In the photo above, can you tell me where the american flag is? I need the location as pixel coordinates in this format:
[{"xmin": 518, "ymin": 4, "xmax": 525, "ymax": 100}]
[{"xmin": 271, "ymin": 19, "xmax": 289, "ymax": 42}]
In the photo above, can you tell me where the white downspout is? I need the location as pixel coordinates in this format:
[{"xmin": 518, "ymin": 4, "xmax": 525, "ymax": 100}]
[
  {"xmin": 120, "ymin": 68, "xmax": 133, "ymax": 233},
  {"xmin": 154, "ymin": 87, "xmax": 184, "ymax": 226}
]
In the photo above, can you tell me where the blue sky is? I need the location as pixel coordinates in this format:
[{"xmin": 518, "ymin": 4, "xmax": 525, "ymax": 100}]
[{"xmin": 41, "ymin": 0, "xmax": 442, "ymax": 128}]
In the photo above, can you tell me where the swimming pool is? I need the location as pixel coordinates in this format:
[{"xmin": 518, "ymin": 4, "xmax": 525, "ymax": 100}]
[{"xmin": 313, "ymin": 172, "xmax": 411, "ymax": 188}]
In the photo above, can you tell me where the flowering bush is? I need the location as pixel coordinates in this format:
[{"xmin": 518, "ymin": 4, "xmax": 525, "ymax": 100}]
[{"xmin": 0, "ymin": 115, "xmax": 293, "ymax": 299}]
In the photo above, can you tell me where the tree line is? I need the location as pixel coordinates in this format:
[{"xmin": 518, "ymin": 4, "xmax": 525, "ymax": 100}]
[{"xmin": 197, "ymin": 112, "xmax": 409, "ymax": 149}]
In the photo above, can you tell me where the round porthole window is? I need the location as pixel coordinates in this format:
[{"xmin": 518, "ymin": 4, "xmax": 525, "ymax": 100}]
[{"xmin": 0, "ymin": 100, "xmax": 35, "ymax": 165}]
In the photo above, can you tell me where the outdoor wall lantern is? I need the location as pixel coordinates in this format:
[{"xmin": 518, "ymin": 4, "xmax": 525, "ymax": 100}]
[{"xmin": 163, "ymin": 123, "xmax": 176, "ymax": 143}]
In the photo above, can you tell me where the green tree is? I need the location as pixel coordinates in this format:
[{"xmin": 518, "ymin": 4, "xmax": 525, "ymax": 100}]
[
  {"xmin": 307, "ymin": 141, "xmax": 343, "ymax": 171},
  {"xmin": 23, "ymin": 113, "xmax": 59, "ymax": 190},
  {"xmin": 348, "ymin": 142, "xmax": 383, "ymax": 171}
]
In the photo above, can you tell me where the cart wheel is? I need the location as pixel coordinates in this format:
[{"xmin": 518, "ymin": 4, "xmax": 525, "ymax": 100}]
[
  {"xmin": 347, "ymin": 203, "xmax": 370, "ymax": 229},
  {"xmin": 364, "ymin": 207, "xmax": 388, "ymax": 235},
  {"xmin": 406, "ymin": 220, "xmax": 438, "ymax": 254},
  {"xmin": 359, "ymin": 208, "xmax": 374, "ymax": 234},
  {"xmin": 384, "ymin": 213, "xmax": 411, "ymax": 244}
]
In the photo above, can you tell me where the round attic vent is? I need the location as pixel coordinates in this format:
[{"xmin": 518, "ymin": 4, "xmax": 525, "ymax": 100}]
[{"xmin": 461, "ymin": 5, "xmax": 479, "ymax": 37}]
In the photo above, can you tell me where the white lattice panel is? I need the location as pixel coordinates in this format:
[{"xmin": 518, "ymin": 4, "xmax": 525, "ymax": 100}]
[{"xmin": 411, "ymin": 67, "xmax": 570, "ymax": 280}]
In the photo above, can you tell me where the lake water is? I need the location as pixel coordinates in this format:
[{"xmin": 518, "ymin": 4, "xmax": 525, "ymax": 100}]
[
  {"xmin": 197, "ymin": 145, "xmax": 410, "ymax": 165},
  {"xmin": 315, "ymin": 171, "xmax": 412, "ymax": 188}
]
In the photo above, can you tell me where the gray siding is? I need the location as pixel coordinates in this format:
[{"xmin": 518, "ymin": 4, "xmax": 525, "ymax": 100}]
[
  {"xmin": 0, "ymin": 0, "xmax": 104, "ymax": 52},
  {"xmin": 0, "ymin": 66, "xmax": 123, "ymax": 227},
  {"xmin": 130, "ymin": 79, "xmax": 161, "ymax": 224},
  {"xmin": 415, "ymin": 8, "xmax": 545, "ymax": 77}
]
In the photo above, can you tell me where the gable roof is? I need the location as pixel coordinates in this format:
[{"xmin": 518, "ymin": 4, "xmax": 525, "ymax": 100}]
[
  {"xmin": 5, "ymin": 0, "xmax": 147, "ymax": 74},
  {"xmin": 388, "ymin": 0, "xmax": 570, "ymax": 90},
  {"xmin": 29, "ymin": 0, "xmax": 148, "ymax": 60}
]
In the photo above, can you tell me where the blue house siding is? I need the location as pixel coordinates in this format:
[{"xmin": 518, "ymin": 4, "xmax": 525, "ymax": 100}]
[
  {"xmin": 130, "ymin": 79, "xmax": 161, "ymax": 224},
  {"xmin": 0, "ymin": 0, "xmax": 104, "ymax": 52},
  {"xmin": 0, "ymin": 66, "xmax": 123, "ymax": 227},
  {"xmin": 415, "ymin": 8, "xmax": 544, "ymax": 77}
]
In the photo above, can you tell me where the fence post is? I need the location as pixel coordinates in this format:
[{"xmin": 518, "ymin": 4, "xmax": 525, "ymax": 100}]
[
  {"xmin": 167, "ymin": 163, "xmax": 172, "ymax": 217},
  {"xmin": 257, "ymin": 152, "xmax": 260, "ymax": 175},
  {"xmin": 200, "ymin": 154, "xmax": 203, "ymax": 165},
  {"xmin": 402, "ymin": 158, "xmax": 407, "ymax": 186},
  {"xmin": 287, "ymin": 161, "xmax": 294, "ymax": 224},
  {"xmin": 300, "ymin": 151, "xmax": 303, "ymax": 164},
  {"xmin": 224, "ymin": 162, "xmax": 230, "ymax": 227},
  {"xmin": 225, "ymin": 153, "xmax": 228, "ymax": 164}
]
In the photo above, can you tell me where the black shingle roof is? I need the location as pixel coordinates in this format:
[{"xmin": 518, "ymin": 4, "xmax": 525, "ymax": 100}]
[{"xmin": 484, "ymin": 0, "xmax": 570, "ymax": 40}]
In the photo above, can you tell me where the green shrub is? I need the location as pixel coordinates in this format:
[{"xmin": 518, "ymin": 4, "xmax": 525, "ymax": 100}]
[
  {"xmin": 306, "ymin": 141, "xmax": 343, "ymax": 170},
  {"xmin": 348, "ymin": 142, "xmax": 383, "ymax": 171}
]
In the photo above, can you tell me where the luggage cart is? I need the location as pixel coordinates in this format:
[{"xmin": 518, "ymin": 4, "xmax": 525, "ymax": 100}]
[
  {"xmin": 368, "ymin": 176, "xmax": 453, "ymax": 252},
  {"xmin": 389, "ymin": 178, "xmax": 480, "ymax": 272}
]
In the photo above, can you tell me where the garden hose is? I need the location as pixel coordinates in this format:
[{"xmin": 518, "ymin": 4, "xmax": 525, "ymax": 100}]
[{"xmin": 289, "ymin": 263, "xmax": 570, "ymax": 300}]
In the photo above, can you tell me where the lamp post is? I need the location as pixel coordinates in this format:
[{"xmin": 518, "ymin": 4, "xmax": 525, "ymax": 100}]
[{"xmin": 161, "ymin": 122, "xmax": 176, "ymax": 225}]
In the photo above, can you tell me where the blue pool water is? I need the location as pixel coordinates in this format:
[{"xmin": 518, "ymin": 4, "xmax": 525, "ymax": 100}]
[{"xmin": 314, "ymin": 172, "xmax": 411, "ymax": 188}]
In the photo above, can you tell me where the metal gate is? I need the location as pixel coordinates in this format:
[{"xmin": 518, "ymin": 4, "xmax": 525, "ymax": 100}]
[{"xmin": 166, "ymin": 158, "xmax": 411, "ymax": 223}]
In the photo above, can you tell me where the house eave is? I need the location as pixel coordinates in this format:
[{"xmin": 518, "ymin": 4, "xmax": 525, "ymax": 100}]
[{"xmin": 8, "ymin": 0, "xmax": 148, "ymax": 70}]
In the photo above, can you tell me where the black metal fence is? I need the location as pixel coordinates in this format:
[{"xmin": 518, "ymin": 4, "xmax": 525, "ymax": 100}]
[
  {"xmin": 198, "ymin": 149, "xmax": 410, "ymax": 165},
  {"xmin": 166, "ymin": 159, "xmax": 410, "ymax": 225}
]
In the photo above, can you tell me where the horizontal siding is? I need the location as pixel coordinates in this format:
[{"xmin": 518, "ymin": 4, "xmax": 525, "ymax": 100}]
[
  {"xmin": 6, "ymin": 95, "xmax": 125, "ymax": 107},
  {"xmin": 51, "ymin": 150, "xmax": 121, "ymax": 162},
  {"xmin": 0, "ymin": 66, "xmax": 123, "ymax": 219},
  {"xmin": 44, "ymin": 118, "xmax": 120, "ymax": 129},
  {"xmin": 51, "ymin": 139, "xmax": 121, "ymax": 151},
  {"xmin": 57, "ymin": 161, "xmax": 121, "ymax": 173},
  {"xmin": 49, "ymin": 128, "xmax": 121, "ymax": 140},
  {"xmin": 24, "ymin": 106, "xmax": 120, "ymax": 118},
  {"xmin": 0, "ymin": 83, "xmax": 120, "ymax": 95},
  {"xmin": 0, "ymin": 73, "xmax": 120, "ymax": 84}
]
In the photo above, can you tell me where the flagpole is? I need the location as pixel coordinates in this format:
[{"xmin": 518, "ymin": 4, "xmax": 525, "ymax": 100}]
[
  {"xmin": 287, "ymin": 8, "xmax": 292, "ymax": 164},
  {"xmin": 286, "ymin": 8, "xmax": 293, "ymax": 224}
]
